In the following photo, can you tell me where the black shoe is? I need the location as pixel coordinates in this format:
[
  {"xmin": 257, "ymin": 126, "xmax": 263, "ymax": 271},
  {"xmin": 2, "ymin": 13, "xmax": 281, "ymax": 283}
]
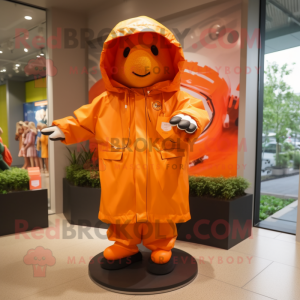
[
  {"xmin": 100, "ymin": 251, "xmax": 143, "ymax": 270},
  {"xmin": 147, "ymin": 253, "xmax": 175, "ymax": 275}
]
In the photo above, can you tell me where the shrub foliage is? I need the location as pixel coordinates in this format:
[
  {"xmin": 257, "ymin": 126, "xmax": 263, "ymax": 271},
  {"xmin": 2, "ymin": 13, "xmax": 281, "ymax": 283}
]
[
  {"xmin": 189, "ymin": 176, "xmax": 250, "ymax": 200},
  {"xmin": 0, "ymin": 168, "xmax": 30, "ymax": 194},
  {"xmin": 259, "ymin": 195, "xmax": 295, "ymax": 220},
  {"xmin": 66, "ymin": 145, "xmax": 100, "ymax": 188},
  {"xmin": 66, "ymin": 164, "xmax": 100, "ymax": 188}
]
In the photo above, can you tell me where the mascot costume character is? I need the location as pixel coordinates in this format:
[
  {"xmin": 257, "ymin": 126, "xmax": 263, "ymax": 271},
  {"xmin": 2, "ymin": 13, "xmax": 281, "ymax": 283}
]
[{"xmin": 42, "ymin": 16, "xmax": 209, "ymax": 275}]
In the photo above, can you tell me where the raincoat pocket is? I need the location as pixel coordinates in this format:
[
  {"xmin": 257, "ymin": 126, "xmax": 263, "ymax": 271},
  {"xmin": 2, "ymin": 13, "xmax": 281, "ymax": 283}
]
[
  {"xmin": 98, "ymin": 151, "xmax": 123, "ymax": 160},
  {"xmin": 98, "ymin": 150, "xmax": 123, "ymax": 172}
]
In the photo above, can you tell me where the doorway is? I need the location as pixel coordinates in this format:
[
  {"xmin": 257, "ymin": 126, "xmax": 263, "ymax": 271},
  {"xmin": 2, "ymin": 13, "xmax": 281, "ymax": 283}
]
[{"xmin": 254, "ymin": 0, "xmax": 300, "ymax": 234}]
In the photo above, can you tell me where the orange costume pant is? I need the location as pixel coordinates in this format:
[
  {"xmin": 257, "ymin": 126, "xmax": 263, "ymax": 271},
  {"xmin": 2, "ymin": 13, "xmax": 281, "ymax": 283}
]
[{"xmin": 107, "ymin": 221, "xmax": 177, "ymax": 255}]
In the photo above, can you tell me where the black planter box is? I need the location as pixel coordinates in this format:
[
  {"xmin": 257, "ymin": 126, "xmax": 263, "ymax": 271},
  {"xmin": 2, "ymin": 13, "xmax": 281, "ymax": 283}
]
[
  {"xmin": 0, "ymin": 189, "xmax": 48, "ymax": 236},
  {"xmin": 63, "ymin": 178, "xmax": 108, "ymax": 228},
  {"xmin": 176, "ymin": 194, "xmax": 253, "ymax": 249}
]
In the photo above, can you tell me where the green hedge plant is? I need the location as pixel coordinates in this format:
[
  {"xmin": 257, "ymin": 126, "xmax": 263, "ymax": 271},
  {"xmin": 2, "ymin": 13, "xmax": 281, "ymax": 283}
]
[
  {"xmin": 66, "ymin": 164, "xmax": 100, "ymax": 188},
  {"xmin": 66, "ymin": 145, "xmax": 96, "ymax": 166},
  {"xmin": 65, "ymin": 145, "xmax": 100, "ymax": 188},
  {"xmin": 260, "ymin": 195, "xmax": 295, "ymax": 220},
  {"xmin": 275, "ymin": 153, "xmax": 289, "ymax": 168},
  {"xmin": 189, "ymin": 176, "xmax": 250, "ymax": 200},
  {"xmin": 0, "ymin": 168, "xmax": 30, "ymax": 194}
]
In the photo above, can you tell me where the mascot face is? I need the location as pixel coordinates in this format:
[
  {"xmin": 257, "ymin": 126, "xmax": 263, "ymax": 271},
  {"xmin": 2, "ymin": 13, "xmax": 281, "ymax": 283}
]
[{"xmin": 113, "ymin": 32, "xmax": 175, "ymax": 88}]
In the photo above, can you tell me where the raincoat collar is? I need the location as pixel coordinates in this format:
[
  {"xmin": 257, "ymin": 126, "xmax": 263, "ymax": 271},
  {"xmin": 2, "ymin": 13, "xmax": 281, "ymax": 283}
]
[{"xmin": 110, "ymin": 78, "xmax": 181, "ymax": 95}]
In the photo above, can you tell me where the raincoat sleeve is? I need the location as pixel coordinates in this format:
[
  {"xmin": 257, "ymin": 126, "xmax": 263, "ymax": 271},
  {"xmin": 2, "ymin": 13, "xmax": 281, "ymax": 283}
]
[
  {"xmin": 171, "ymin": 92, "xmax": 210, "ymax": 142},
  {"xmin": 52, "ymin": 94, "xmax": 103, "ymax": 145}
]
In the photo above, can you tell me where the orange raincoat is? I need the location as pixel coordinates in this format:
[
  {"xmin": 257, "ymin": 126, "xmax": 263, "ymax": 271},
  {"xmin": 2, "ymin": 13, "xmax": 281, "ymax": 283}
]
[{"xmin": 53, "ymin": 16, "xmax": 209, "ymax": 225}]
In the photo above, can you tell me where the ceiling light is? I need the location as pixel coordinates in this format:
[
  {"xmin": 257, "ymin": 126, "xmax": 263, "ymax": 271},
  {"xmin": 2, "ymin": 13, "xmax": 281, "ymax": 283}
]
[
  {"xmin": 40, "ymin": 49, "xmax": 44, "ymax": 56},
  {"xmin": 36, "ymin": 54, "xmax": 40, "ymax": 58},
  {"xmin": 24, "ymin": 48, "xmax": 28, "ymax": 52},
  {"xmin": 24, "ymin": 16, "xmax": 32, "ymax": 20},
  {"xmin": 0, "ymin": 51, "xmax": 2, "ymax": 54},
  {"xmin": 15, "ymin": 64, "xmax": 20, "ymax": 67},
  {"xmin": 15, "ymin": 69, "xmax": 19, "ymax": 73}
]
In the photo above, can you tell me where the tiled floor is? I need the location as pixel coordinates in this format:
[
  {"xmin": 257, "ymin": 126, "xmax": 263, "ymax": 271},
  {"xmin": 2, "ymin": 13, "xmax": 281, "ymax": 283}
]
[{"xmin": 0, "ymin": 214, "xmax": 299, "ymax": 300}]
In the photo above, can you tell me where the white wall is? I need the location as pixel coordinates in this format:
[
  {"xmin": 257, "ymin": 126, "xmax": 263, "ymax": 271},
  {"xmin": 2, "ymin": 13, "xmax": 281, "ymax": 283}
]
[
  {"xmin": 237, "ymin": 0, "xmax": 260, "ymax": 195},
  {"xmin": 88, "ymin": 0, "xmax": 219, "ymax": 32},
  {"xmin": 47, "ymin": 8, "xmax": 87, "ymax": 213}
]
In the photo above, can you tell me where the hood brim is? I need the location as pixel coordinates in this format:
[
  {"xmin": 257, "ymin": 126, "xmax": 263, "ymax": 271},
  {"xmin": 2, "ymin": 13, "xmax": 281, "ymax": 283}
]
[{"xmin": 99, "ymin": 16, "xmax": 186, "ymax": 93}]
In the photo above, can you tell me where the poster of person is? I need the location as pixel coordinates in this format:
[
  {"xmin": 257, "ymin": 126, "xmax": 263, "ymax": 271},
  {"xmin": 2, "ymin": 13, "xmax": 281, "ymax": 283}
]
[{"xmin": 23, "ymin": 101, "xmax": 48, "ymax": 126}]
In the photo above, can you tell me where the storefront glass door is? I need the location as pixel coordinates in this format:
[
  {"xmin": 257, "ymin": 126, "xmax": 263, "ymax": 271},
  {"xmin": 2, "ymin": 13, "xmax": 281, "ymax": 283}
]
[{"xmin": 255, "ymin": 0, "xmax": 300, "ymax": 234}]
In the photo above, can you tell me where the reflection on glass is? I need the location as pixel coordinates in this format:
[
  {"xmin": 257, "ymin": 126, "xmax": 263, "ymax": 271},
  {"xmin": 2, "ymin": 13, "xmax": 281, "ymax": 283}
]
[
  {"xmin": 259, "ymin": 0, "xmax": 299, "ymax": 234},
  {"xmin": 0, "ymin": 2, "xmax": 49, "ymax": 209}
]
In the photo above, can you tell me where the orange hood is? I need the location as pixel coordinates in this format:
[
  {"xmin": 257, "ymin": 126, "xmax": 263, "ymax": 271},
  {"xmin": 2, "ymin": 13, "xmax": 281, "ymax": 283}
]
[{"xmin": 100, "ymin": 16, "xmax": 186, "ymax": 93}]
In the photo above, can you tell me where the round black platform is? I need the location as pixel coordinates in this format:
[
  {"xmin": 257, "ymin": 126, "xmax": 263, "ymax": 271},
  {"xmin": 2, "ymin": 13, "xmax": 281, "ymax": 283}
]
[{"xmin": 88, "ymin": 246, "xmax": 198, "ymax": 295}]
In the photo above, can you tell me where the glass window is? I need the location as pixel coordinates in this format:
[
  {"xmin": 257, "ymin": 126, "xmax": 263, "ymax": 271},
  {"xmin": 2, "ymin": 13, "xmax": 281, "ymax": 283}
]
[
  {"xmin": 0, "ymin": 2, "xmax": 50, "ymax": 210},
  {"xmin": 255, "ymin": 0, "xmax": 300, "ymax": 234}
]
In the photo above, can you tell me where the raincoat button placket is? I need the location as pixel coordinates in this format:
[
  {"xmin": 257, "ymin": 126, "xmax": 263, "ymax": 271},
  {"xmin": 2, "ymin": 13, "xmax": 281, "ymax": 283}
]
[{"xmin": 134, "ymin": 92, "xmax": 148, "ymax": 223}]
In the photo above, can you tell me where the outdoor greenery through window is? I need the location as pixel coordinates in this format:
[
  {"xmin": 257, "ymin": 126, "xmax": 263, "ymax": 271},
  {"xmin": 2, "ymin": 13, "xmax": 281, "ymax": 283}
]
[
  {"xmin": 259, "ymin": 1, "xmax": 300, "ymax": 234},
  {"xmin": 262, "ymin": 60, "xmax": 300, "ymax": 170}
]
